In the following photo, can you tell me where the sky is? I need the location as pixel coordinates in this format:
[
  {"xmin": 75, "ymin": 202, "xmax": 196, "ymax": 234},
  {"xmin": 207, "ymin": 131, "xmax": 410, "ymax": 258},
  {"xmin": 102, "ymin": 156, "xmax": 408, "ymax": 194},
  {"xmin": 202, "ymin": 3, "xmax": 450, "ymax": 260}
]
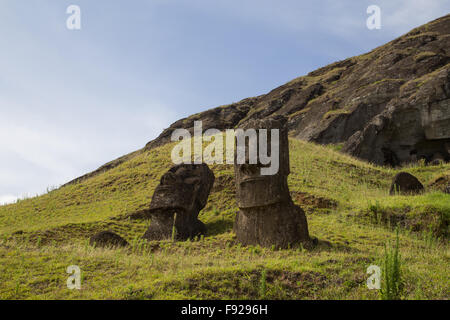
[{"xmin": 0, "ymin": 0, "xmax": 449, "ymax": 205}]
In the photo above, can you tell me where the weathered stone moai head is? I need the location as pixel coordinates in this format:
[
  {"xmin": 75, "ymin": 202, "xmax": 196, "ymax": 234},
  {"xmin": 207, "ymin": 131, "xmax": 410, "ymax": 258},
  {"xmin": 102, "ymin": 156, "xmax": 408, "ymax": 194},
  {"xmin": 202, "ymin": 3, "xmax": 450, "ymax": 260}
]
[
  {"xmin": 143, "ymin": 163, "xmax": 215, "ymax": 241},
  {"xmin": 233, "ymin": 115, "xmax": 311, "ymax": 248},
  {"xmin": 235, "ymin": 115, "xmax": 290, "ymax": 208}
]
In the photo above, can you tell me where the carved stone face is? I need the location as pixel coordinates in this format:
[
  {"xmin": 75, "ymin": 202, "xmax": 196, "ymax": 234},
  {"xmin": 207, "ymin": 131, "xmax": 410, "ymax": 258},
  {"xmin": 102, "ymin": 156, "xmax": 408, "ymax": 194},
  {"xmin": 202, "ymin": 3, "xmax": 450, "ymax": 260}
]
[
  {"xmin": 149, "ymin": 163, "xmax": 214, "ymax": 215},
  {"xmin": 234, "ymin": 116, "xmax": 290, "ymax": 208}
]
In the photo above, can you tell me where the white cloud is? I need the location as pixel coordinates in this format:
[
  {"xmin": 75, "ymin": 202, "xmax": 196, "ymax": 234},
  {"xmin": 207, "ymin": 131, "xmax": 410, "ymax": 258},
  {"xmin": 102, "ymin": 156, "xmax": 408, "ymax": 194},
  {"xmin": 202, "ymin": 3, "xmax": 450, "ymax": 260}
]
[
  {"xmin": 180, "ymin": 0, "xmax": 449, "ymax": 38},
  {"xmin": 0, "ymin": 123, "xmax": 83, "ymax": 176},
  {"xmin": 0, "ymin": 195, "xmax": 17, "ymax": 206},
  {"xmin": 0, "ymin": 97, "xmax": 178, "ymax": 197},
  {"xmin": 381, "ymin": 0, "xmax": 449, "ymax": 35}
]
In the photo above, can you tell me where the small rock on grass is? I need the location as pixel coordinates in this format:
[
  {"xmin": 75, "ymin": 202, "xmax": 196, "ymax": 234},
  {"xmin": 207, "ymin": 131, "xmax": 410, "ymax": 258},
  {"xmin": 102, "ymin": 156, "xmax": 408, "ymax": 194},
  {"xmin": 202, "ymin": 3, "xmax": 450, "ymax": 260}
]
[{"xmin": 89, "ymin": 231, "xmax": 129, "ymax": 248}]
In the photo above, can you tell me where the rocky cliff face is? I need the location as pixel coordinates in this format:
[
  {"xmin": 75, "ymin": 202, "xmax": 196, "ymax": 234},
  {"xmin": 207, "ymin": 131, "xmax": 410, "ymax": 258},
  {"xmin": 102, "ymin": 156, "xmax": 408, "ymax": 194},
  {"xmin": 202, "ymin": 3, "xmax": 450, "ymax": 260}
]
[
  {"xmin": 145, "ymin": 14, "xmax": 450, "ymax": 166},
  {"xmin": 66, "ymin": 15, "xmax": 450, "ymax": 185}
]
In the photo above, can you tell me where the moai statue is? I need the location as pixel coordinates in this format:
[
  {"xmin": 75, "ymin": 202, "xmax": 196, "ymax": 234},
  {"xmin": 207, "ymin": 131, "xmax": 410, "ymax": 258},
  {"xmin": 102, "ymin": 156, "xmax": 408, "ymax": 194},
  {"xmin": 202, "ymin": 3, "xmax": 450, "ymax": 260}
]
[
  {"xmin": 233, "ymin": 115, "xmax": 311, "ymax": 249},
  {"xmin": 142, "ymin": 163, "xmax": 215, "ymax": 241}
]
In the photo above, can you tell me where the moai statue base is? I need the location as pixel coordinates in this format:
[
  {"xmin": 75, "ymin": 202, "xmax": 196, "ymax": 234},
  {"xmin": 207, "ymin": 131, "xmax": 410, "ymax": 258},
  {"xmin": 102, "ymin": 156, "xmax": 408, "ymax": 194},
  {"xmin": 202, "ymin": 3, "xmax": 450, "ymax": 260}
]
[
  {"xmin": 234, "ymin": 201, "xmax": 310, "ymax": 248},
  {"xmin": 234, "ymin": 116, "xmax": 311, "ymax": 249}
]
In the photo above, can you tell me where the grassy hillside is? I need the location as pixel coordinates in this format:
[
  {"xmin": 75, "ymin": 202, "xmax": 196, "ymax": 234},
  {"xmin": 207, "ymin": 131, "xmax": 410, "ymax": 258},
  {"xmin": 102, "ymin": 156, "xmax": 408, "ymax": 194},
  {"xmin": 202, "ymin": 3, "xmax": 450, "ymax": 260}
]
[{"xmin": 0, "ymin": 139, "xmax": 449, "ymax": 299}]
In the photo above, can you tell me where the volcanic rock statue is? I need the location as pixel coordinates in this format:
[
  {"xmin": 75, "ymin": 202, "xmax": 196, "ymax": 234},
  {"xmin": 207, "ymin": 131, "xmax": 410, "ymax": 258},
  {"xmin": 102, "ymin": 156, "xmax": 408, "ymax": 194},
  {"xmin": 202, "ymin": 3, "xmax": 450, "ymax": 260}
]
[
  {"xmin": 142, "ymin": 163, "xmax": 215, "ymax": 241},
  {"xmin": 233, "ymin": 115, "xmax": 311, "ymax": 249}
]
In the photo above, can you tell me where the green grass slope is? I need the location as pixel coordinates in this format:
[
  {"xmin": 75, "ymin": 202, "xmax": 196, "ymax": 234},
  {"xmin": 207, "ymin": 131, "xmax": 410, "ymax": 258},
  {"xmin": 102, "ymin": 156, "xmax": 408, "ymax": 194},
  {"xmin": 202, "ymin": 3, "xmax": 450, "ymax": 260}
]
[{"xmin": 0, "ymin": 140, "xmax": 449, "ymax": 299}]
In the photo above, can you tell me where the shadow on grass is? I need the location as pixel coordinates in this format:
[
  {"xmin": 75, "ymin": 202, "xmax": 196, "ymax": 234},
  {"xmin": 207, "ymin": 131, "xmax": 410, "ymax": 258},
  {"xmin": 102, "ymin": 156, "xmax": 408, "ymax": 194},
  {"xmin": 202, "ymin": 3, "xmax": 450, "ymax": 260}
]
[
  {"xmin": 204, "ymin": 219, "xmax": 234, "ymax": 236},
  {"xmin": 308, "ymin": 238, "xmax": 355, "ymax": 253}
]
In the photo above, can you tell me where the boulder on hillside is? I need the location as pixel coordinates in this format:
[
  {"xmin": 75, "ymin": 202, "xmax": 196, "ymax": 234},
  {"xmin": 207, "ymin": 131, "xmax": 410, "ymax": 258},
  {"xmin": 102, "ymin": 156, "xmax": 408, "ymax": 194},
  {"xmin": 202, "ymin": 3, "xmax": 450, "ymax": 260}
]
[
  {"xmin": 389, "ymin": 172, "xmax": 424, "ymax": 195},
  {"xmin": 90, "ymin": 231, "xmax": 129, "ymax": 248}
]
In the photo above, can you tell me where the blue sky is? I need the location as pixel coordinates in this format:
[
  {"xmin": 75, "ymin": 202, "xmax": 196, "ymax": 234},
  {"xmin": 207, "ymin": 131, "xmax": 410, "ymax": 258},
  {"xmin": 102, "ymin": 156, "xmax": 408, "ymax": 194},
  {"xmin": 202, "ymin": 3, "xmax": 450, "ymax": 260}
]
[{"xmin": 1, "ymin": 0, "xmax": 449, "ymax": 204}]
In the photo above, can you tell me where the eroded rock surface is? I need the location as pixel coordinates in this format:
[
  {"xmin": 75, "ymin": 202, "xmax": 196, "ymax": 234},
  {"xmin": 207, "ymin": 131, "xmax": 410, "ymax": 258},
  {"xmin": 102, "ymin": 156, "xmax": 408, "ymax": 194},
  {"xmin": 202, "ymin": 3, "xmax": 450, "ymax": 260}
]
[{"xmin": 146, "ymin": 15, "xmax": 450, "ymax": 167}]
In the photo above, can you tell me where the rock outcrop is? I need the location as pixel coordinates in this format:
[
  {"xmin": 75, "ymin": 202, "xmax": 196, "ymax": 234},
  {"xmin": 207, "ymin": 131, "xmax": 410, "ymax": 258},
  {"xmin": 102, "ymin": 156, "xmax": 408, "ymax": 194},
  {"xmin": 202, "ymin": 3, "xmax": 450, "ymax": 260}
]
[
  {"xmin": 343, "ymin": 63, "xmax": 450, "ymax": 167},
  {"xmin": 145, "ymin": 15, "xmax": 450, "ymax": 168},
  {"xmin": 65, "ymin": 15, "xmax": 450, "ymax": 185},
  {"xmin": 233, "ymin": 116, "xmax": 311, "ymax": 248},
  {"xmin": 142, "ymin": 163, "xmax": 214, "ymax": 241}
]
